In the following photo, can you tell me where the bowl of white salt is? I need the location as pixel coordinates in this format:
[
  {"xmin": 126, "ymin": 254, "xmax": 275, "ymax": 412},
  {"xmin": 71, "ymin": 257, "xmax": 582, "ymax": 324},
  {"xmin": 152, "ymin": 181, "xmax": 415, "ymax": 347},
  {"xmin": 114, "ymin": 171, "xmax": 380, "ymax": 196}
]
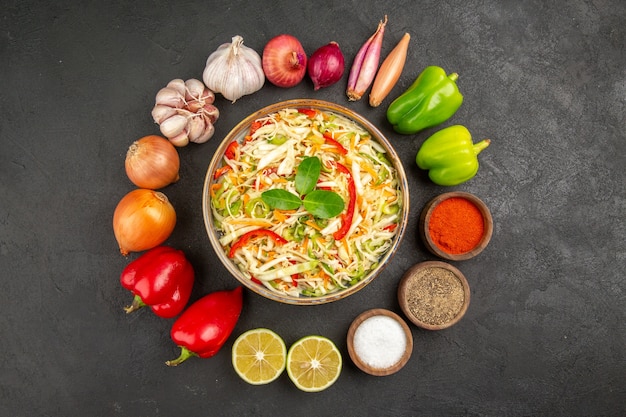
[{"xmin": 346, "ymin": 308, "xmax": 413, "ymax": 376}]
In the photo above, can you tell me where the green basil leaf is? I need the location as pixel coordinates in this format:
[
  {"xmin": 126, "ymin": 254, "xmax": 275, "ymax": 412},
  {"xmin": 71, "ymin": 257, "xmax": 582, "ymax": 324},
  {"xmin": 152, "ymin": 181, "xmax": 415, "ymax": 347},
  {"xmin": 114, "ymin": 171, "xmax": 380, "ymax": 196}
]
[
  {"xmin": 303, "ymin": 190, "xmax": 345, "ymax": 219},
  {"xmin": 261, "ymin": 189, "xmax": 302, "ymax": 210},
  {"xmin": 295, "ymin": 156, "xmax": 321, "ymax": 196}
]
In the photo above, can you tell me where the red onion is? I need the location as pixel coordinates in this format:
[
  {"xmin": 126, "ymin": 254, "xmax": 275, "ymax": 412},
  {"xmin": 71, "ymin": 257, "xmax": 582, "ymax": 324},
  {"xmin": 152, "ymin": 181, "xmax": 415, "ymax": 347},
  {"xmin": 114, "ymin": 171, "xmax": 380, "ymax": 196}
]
[
  {"xmin": 262, "ymin": 34, "xmax": 307, "ymax": 88},
  {"xmin": 307, "ymin": 41, "xmax": 345, "ymax": 90}
]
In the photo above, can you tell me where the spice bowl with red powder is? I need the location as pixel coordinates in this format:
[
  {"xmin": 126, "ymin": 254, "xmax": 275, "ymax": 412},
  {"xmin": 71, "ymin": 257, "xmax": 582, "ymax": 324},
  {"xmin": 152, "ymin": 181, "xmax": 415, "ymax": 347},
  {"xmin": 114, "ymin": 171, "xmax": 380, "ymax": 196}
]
[
  {"xmin": 398, "ymin": 261, "xmax": 471, "ymax": 330},
  {"xmin": 419, "ymin": 191, "xmax": 493, "ymax": 261}
]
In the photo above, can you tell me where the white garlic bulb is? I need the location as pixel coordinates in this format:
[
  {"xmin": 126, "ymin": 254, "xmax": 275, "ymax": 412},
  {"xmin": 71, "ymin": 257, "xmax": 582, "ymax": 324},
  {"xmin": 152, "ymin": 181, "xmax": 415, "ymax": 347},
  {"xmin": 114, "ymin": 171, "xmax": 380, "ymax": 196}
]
[
  {"xmin": 151, "ymin": 78, "xmax": 219, "ymax": 147},
  {"xmin": 202, "ymin": 35, "xmax": 265, "ymax": 103}
]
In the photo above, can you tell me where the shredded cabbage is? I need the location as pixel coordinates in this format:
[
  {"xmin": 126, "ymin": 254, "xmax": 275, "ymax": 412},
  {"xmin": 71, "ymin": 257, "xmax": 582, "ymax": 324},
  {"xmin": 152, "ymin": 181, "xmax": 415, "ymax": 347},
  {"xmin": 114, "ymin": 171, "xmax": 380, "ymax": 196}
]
[{"xmin": 211, "ymin": 108, "xmax": 402, "ymax": 298}]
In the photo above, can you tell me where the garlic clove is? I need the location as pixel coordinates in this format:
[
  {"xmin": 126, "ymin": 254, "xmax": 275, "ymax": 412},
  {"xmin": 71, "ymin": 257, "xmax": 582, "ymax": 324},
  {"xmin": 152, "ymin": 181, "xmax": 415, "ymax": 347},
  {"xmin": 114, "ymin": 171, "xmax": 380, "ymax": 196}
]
[
  {"xmin": 160, "ymin": 114, "xmax": 188, "ymax": 138},
  {"xmin": 168, "ymin": 131, "xmax": 189, "ymax": 147},
  {"xmin": 151, "ymin": 104, "xmax": 178, "ymax": 124},
  {"xmin": 155, "ymin": 87, "xmax": 185, "ymax": 108},
  {"xmin": 187, "ymin": 99, "xmax": 203, "ymax": 113},
  {"xmin": 201, "ymin": 88, "xmax": 215, "ymax": 105},
  {"xmin": 193, "ymin": 121, "xmax": 215, "ymax": 144},
  {"xmin": 184, "ymin": 78, "xmax": 206, "ymax": 101},
  {"xmin": 186, "ymin": 116, "xmax": 206, "ymax": 142},
  {"xmin": 202, "ymin": 104, "xmax": 220, "ymax": 124},
  {"xmin": 166, "ymin": 79, "xmax": 187, "ymax": 96}
]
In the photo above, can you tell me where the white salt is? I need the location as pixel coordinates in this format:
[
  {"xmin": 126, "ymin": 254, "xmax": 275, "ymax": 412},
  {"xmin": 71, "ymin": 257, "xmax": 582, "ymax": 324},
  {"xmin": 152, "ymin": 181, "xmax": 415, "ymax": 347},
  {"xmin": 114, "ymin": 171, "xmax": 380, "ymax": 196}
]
[{"xmin": 353, "ymin": 315, "xmax": 407, "ymax": 369}]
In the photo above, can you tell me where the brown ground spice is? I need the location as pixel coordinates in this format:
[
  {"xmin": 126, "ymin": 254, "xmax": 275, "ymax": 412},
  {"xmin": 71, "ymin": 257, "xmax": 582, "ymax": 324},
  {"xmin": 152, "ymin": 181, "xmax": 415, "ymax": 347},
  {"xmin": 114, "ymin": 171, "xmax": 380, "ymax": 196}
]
[{"xmin": 405, "ymin": 267, "xmax": 465, "ymax": 326}]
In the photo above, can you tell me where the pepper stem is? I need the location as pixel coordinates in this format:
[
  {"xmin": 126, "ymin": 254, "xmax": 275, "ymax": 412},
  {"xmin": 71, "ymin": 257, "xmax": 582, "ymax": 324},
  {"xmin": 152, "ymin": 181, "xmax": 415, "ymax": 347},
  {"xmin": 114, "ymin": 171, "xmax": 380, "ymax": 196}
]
[
  {"xmin": 123, "ymin": 294, "xmax": 147, "ymax": 314},
  {"xmin": 474, "ymin": 139, "xmax": 491, "ymax": 155},
  {"xmin": 449, "ymin": 73, "xmax": 459, "ymax": 82},
  {"xmin": 165, "ymin": 346, "xmax": 197, "ymax": 367}
]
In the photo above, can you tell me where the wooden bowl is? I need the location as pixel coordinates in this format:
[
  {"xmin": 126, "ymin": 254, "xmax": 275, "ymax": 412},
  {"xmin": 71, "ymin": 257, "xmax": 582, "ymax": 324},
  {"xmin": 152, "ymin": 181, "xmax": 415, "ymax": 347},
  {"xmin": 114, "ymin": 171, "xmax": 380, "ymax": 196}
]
[
  {"xmin": 398, "ymin": 261, "xmax": 470, "ymax": 330},
  {"xmin": 419, "ymin": 191, "xmax": 493, "ymax": 261},
  {"xmin": 346, "ymin": 308, "xmax": 413, "ymax": 376},
  {"xmin": 202, "ymin": 99, "xmax": 410, "ymax": 305}
]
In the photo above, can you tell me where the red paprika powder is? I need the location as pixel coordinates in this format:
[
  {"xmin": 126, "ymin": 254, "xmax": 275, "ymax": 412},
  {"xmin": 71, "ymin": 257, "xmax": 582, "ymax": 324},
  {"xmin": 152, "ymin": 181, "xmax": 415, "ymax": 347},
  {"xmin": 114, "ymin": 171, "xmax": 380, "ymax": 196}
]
[{"xmin": 428, "ymin": 197, "xmax": 484, "ymax": 254}]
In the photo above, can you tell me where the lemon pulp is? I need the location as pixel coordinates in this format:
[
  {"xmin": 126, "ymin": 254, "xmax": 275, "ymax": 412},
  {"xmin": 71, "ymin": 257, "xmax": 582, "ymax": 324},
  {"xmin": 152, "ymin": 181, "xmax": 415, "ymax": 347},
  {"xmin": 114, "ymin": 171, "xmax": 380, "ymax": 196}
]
[
  {"xmin": 232, "ymin": 328, "xmax": 286, "ymax": 385},
  {"xmin": 286, "ymin": 335, "xmax": 342, "ymax": 392}
]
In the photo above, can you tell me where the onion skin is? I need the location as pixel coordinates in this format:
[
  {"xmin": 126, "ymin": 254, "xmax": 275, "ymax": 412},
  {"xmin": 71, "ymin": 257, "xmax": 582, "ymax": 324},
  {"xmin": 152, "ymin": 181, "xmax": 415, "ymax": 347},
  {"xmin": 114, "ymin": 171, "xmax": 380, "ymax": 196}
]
[
  {"xmin": 262, "ymin": 34, "xmax": 308, "ymax": 88},
  {"xmin": 125, "ymin": 135, "xmax": 180, "ymax": 190},
  {"xmin": 113, "ymin": 189, "xmax": 176, "ymax": 256},
  {"xmin": 307, "ymin": 41, "xmax": 345, "ymax": 90}
]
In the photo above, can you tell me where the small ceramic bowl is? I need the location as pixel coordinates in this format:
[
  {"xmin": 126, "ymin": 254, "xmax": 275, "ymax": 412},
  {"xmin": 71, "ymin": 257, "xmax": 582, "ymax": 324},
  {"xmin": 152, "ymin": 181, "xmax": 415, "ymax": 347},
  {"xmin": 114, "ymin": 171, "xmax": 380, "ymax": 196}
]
[
  {"xmin": 346, "ymin": 308, "xmax": 413, "ymax": 376},
  {"xmin": 419, "ymin": 191, "xmax": 493, "ymax": 261},
  {"xmin": 202, "ymin": 99, "xmax": 410, "ymax": 305},
  {"xmin": 398, "ymin": 261, "xmax": 470, "ymax": 330}
]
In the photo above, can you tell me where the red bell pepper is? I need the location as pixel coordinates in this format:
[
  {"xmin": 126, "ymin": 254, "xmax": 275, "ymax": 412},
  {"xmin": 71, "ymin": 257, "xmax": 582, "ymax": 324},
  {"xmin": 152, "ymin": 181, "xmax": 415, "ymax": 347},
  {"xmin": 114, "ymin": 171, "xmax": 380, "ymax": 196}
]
[
  {"xmin": 322, "ymin": 131, "xmax": 348, "ymax": 155},
  {"xmin": 249, "ymin": 120, "xmax": 263, "ymax": 135},
  {"xmin": 246, "ymin": 120, "xmax": 273, "ymax": 142},
  {"xmin": 333, "ymin": 162, "xmax": 356, "ymax": 240},
  {"xmin": 224, "ymin": 141, "xmax": 239, "ymax": 160},
  {"xmin": 213, "ymin": 164, "xmax": 232, "ymax": 180},
  {"xmin": 228, "ymin": 229, "xmax": 287, "ymax": 258},
  {"xmin": 297, "ymin": 108, "xmax": 318, "ymax": 118},
  {"xmin": 165, "ymin": 287, "xmax": 243, "ymax": 366},
  {"xmin": 120, "ymin": 246, "xmax": 195, "ymax": 319}
]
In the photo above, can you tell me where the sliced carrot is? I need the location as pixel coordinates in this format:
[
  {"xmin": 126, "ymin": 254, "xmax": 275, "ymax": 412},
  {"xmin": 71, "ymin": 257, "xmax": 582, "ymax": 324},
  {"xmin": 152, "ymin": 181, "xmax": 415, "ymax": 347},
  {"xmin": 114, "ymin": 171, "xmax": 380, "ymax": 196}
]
[
  {"xmin": 343, "ymin": 238, "xmax": 351, "ymax": 255},
  {"xmin": 273, "ymin": 209, "xmax": 287, "ymax": 222},
  {"xmin": 210, "ymin": 183, "xmax": 222, "ymax": 198},
  {"xmin": 360, "ymin": 161, "xmax": 379, "ymax": 181},
  {"xmin": 305, "ymin": 220, "xmax": 322, "ymax": 231}
]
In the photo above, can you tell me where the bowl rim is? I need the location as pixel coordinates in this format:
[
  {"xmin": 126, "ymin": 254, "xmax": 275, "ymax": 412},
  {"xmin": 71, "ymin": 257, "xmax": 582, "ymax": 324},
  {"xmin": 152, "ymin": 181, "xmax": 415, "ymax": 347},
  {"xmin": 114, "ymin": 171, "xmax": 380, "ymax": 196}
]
[
  {"xmin": 201, "ymin": 99, "xmax": 410, "ymax": 305},
  {"xmin": 397, "ymin": 261, "xmax": 471, "ymax": 330},
  {"xmin": 418, "ymin": 191, "xmax": 493, "ymax": 261},
  {"xmin": 346, "ymin": 308, "xmax": 413, "ymax": 376}
]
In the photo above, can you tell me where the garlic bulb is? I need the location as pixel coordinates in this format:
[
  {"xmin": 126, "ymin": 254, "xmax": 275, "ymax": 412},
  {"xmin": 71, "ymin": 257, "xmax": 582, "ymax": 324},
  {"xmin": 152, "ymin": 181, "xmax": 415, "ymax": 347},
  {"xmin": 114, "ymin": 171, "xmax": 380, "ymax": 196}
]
[
  {"xmin": 203, "ymin": 35, "xmax": 265, "ymax": 103},
  {"xmin": 151, "ymin": 78, "xmax": 219, "ymax": 147}
]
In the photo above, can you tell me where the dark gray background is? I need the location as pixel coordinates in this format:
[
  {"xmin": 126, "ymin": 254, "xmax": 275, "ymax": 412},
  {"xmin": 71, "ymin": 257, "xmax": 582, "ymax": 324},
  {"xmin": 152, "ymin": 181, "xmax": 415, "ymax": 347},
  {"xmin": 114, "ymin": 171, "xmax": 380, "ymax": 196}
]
[{"xmin": 1, "ymin": 0, "xmax": 624, "ymax": 416}]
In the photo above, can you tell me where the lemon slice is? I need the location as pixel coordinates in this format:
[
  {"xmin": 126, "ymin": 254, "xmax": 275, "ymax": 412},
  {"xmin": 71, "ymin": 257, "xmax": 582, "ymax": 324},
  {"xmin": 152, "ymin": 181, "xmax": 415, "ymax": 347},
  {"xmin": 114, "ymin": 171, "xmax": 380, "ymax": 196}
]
[
  {"xmin": 286, "ymin": 335, "xmax": 342, "ymax": 392},
  {"xmin": 232, "ymin": 328, "xmax": 287, "ymax": 385}
]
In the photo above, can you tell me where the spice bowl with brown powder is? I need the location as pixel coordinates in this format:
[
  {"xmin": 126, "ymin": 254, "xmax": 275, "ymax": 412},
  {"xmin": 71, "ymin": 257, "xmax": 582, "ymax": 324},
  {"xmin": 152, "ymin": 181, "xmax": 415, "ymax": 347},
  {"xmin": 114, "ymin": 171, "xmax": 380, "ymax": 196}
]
[
  {"xmin": 398, "ymin": 261, "xmax": 470, "ymax": 330},
  {"xmin": 419, "ymin": 191, "xmax": 493, "ymax": 261}
]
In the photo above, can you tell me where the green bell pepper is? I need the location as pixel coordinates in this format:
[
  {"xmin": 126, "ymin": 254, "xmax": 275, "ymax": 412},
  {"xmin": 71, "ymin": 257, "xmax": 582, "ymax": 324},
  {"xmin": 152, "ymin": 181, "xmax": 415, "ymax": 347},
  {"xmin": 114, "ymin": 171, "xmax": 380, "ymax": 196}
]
[
  {"xmin": 416, "ymin": 125, "xmax": 490, "ymax": 186},
  {"xmin": 387, "ymin": 66, "xmax": 463, "ymax": 134}
]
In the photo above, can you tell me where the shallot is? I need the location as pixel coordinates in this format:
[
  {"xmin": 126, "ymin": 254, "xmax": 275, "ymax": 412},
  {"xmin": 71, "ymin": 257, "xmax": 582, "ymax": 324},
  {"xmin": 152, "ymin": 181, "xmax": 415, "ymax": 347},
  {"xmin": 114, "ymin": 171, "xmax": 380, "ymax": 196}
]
[
  {"xmin": 346, "ymin": 16, "xmax": 387, "ymax": 101},
  {"xmin": 262, "ymin": 34, "xmax": 307, "ymax": 88},
  {"xmin": 307, "ymin": 41, "xmax": 345, "ymax": 90},
  {"xmin": 369, "ymin": 32, "xmax": 411, "ymax": 107},
  {"xmin": 151, "ymin": 78, "xmax": 219, "ymax": 147}
]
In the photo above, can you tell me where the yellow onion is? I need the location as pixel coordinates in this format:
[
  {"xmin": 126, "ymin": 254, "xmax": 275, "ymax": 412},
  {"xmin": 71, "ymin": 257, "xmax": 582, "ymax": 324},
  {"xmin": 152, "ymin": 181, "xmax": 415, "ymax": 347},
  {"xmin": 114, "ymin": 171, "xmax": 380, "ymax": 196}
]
[
  {"xmin": 113, "ymin": 189, "xmax": 176, "ymax": 256},
  {"xmin": 125, "ymin": 135, "xmax": 180, "ymax": 189}
]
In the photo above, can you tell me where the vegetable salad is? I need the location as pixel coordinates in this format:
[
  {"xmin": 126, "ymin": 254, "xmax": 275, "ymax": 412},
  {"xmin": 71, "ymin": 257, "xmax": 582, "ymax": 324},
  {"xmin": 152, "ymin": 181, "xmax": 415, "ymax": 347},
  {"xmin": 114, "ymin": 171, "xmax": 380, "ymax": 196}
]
[{"xmin": 210, "ymin": 107, "xmax": 402, "ymax": 297}]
